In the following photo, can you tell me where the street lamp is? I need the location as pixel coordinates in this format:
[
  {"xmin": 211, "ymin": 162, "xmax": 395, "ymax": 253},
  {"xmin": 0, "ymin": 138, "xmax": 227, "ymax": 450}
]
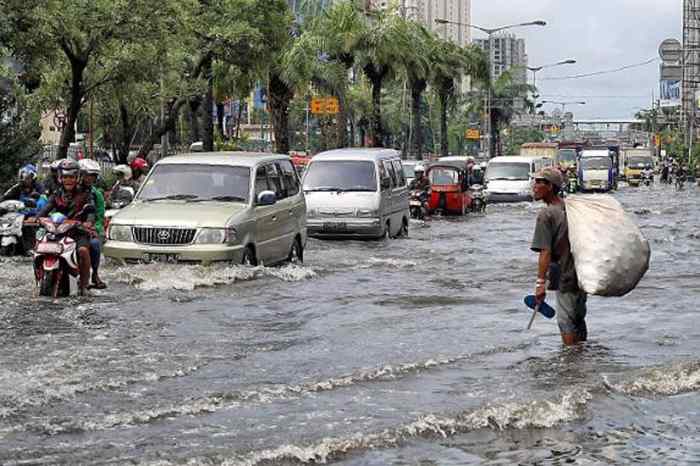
[
  {"xmin": 527, "ymin": 59, "xmax": 576, "ymax": 92},
  {"xmin": 435, "ymin": 18, "xmax": 547, "ymax": 158}
]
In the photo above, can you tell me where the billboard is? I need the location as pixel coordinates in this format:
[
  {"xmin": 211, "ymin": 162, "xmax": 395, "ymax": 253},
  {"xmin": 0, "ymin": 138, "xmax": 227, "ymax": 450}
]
[{"xmin": 660, "ymin": 79, "xmax": 681, "ymax": 107}]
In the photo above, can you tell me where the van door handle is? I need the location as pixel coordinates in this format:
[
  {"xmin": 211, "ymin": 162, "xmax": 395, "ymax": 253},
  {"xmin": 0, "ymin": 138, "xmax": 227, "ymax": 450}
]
[
  {"xmin": 271, "ymin": 216, "xmax": 277, "ymax": 222},
  {"xmin": 289, "ymin": 210, "xmax": 295, "ymax": 216}
]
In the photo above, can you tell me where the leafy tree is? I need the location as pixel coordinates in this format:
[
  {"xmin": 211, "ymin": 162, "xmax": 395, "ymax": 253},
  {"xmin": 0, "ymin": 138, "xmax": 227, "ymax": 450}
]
[{"xmin": 488, "ymin": 71, "xmax": 534, "ymax": 157}]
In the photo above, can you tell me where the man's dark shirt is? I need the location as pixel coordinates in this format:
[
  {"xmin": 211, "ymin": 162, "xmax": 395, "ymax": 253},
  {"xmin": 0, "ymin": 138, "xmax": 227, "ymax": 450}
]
[
  {"xmin": 530, "ymin": 201, "xmax": 579, "ymax": 293},
  {"xmin": 38, "ymin": 186, "xmax": 95, "ymax": 223},
  {"xmin": 409, "ymin": 176, "xmax": 430, "ymax": 191}
]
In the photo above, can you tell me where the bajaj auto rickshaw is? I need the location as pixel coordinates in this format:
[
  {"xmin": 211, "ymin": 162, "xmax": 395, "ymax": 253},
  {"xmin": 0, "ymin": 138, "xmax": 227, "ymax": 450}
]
[{"xmin": 426, "ymin": 164, "xmax": 473, "ymax": 215}]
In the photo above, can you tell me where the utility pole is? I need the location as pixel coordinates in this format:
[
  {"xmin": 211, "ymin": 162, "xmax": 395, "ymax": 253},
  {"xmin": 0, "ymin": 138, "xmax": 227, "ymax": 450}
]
[{"xmin": 160, "ymin": 63, "xmax": 168, "ymax": 160}]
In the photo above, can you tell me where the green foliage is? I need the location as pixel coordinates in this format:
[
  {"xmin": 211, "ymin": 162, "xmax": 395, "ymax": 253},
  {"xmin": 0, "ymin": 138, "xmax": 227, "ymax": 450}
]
[
  {"xmin": 504, "ymin": 127, "xmax": 547, "ymax": 156},
  {"xmin": 0, "ymin": 68, "xmax": 42, "ymax": 192}
]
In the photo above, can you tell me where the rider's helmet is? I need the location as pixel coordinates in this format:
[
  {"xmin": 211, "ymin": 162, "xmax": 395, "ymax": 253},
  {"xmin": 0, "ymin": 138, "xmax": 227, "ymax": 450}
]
[
  {"xmin": 414, "ymin": 163, "xmax": 425, "ymax": 175},
  {"xmin": 50, "ymin": 212, "xmax": 67, "ymax": 225},
  {"xmin": 78, "ymin": 159, "xmax": 101, "ymax": 178},
  {"xmin": 113, "ymin": 165, "xmax": 133, "ymax": 180},
  {"xmin": 50, "ymin": 159, "xmax": 65, "ymax": 173},
  {"xmin": 58, "ymin": 159, "xmax": 81, "ymax": 179},
  {"xmin": 130, "ymin": 157, "xmax": 149, "ymax": 174},
  {"xmin": 18, "ymin": 164, "xmax": 37, "ymax": 181}
]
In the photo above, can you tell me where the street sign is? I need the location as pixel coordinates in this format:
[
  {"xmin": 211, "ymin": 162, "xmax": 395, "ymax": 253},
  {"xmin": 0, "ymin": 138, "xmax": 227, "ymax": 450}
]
[
  {"xmin": 465, "ymin": 129, "xmax": 480, "ymax": 140},
  {"xmin": 325, "ymin": 97, "xmax": 339, "ymax": 114},
  {"xmin": 310, "ymin": 97, "xmax": 340, "ymax": 115}
]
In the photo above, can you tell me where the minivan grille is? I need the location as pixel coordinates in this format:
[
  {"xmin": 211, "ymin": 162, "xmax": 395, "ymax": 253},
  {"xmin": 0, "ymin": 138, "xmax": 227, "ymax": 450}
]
[{"xmin": 132, "ymin": 227, "xmax": 196, "ymax": 245}]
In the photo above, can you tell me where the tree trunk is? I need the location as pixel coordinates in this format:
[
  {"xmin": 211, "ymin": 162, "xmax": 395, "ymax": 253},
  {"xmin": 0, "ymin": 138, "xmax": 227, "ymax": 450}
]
[
  {"xmin": 188, "ymin": 98, "xmax": 201, "ymax": 143},
  {"xmin": 438, "ymin": 89, "xmax": 449, "ymax": 159},
  {"xmin": 410, "ymin": 79, "xmax": 426, "ymax": 160},
  {"xmin": 235, "ymin": 99, "xmax": 243, "ymax": 139},
  {"xmin": 202, "ymin": 56, "xmax": 214, "ymax": 152},
  {"xmin": 118, "ymin": 100, "xmax": 132, "ymax": 164},
  {"xmin": 364, "ymin": 64, "xmax": 387, "ymax": 148},
  {"xmin": 138, "ymin": 98, "xmax": 187, "ymax": 158},
  {"xmin": 268, "ymin": 72, "xmax": 293, "ymax": 154},
  {"xmin": 490, "ymin": 111, "xmax": 498, "ymax": 158},
  {"xmin": 335, "ymin": 91, "xmax": 348, "ymax": 148},
  {"xmin": 58, "ymin": 59, "xmax": 87, "ymax": 159},
  {"xmin": 216, "ymin": 102, "xmax": 226, "ymax": 140}
]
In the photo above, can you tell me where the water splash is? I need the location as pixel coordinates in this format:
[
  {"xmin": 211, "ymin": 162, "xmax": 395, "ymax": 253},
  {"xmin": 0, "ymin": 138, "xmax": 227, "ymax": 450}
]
[{"xmin": 605, "ymin": 360, "xmax": 700, "ymax": 397}]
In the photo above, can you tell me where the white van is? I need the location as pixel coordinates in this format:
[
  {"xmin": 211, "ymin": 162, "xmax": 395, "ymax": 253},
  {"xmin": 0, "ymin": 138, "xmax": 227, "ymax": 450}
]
[
  {"xmin": 484, "ymin": 156, "xmax": 553, "ymax": 202},
  {"xmin": 303, "ymin": 148, "xmax": 410, "ymax": 239}
]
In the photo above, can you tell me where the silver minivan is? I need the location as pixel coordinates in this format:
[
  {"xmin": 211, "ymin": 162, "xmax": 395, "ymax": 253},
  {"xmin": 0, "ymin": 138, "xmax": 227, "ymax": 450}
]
[
  {"xmin": 104, "ymin": 153, "xmax": 306, "ymax": 265},
  {"xmin": 303, "ymin": 148, "xmax": 410, "ymax": 239}
]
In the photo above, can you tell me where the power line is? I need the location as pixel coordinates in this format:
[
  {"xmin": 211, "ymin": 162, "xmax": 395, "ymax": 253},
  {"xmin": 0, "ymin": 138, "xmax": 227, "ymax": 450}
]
[
  {"xmin": 540, "ymin": 58, "xmax": 659, "ymax": 81},
  {"xmin": 540, "ymin": 94, "xmax": 650, "ymax": 99}
]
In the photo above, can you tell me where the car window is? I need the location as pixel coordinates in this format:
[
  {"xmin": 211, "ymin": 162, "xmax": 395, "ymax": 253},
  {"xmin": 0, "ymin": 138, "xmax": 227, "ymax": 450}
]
[
  {"xmin": 379, "ymin": 160, "xmax": 392, "ymax": 190},
  {"xmin": 383, "ymin": 160, "xmax": 398, "ymax": 188},
  {"xmin": 266, "ymin": 163, "xmax": 284, "ymax": 199},
  {"xmin": 278, "ymin": 160, "xmax": 300, "ymax": 197},
  {"xmin": 254, "ymin": 166, "xmax": 270, "ymax": 199},
  {"xmin": 392, "ymin": 160, "xmax": 406, "ymax": 187}
]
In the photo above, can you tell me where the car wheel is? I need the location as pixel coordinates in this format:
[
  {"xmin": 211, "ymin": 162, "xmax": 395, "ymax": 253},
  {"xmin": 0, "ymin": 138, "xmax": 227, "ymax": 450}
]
[
  {"xmin": 0, "ymin": 244, "xmax": 14, "ymax": 257},
  {"xmin": 241, "ymin": 246, "xmax": 257, "ymax": 266},
  {"xmin": 288, "ymin": 237, "xmax": 304, "ymax": 264}
]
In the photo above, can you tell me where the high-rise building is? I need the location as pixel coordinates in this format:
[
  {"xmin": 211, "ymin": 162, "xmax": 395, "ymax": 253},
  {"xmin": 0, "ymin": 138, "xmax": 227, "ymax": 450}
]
[
  {"xmin": 393, "ymin": 0, "xmax": 471, "ymax": 46},
  {"xmin": 473, "ymin": 33, "xmax": 528, "ymax": 85}
]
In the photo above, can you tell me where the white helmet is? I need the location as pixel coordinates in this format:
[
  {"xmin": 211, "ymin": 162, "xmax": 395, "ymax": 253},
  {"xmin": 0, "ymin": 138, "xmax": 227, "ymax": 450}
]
[
  {"xmin": 113, "ymin": 164, "xmax": 132, "ymax": 180},
  {"xmin": 79, "ymin": 158, "xmax": 101, "ymax": 176},
  {"xmin": 415, "ymin": 163, "xmax": 426, "ymax": 173},
  {"xmin": 50, "ymin": 159, "xmax": 66, "ymax": 171}
]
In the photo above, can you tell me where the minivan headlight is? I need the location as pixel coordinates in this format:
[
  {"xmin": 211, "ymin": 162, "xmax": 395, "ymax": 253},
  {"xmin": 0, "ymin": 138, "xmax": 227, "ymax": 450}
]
[
  {"xmin": 356, "ymin": 208, "xmax": 378, "ymax": 217},
  {"xmin": 108, "ymin": 225, "xmax": 132, "ymax": 242},
  {"xmin": 195, "ymin": 228, "xmax": 237, "ymax": 244}
]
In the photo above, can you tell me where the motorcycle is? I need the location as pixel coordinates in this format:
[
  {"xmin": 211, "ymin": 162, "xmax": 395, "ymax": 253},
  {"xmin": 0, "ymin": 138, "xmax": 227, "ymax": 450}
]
[
  {"xmin": 409, "ymin": 189, "xmax": 429, "ymax": 220},
  {"xmin": 566, "ymin": 173, "xmax": 579, "ymax": 194},
  {"xmin": 470, "ymin": 184, "xmax": 487, "ymax": 213},
  {"xmin": 33, "ymin": 213, "xmax": 86, "ymax": 298},
  {"xmin": 0, "ymin": 200, "xmax": 27, "ymax": 256},
  {"xmin": 675, "ymin": 173, "xmax": 687, "ymax": 191},
  {"xmin": 641, "ymin": 171, "xmax": 654, "ymax": 187}
]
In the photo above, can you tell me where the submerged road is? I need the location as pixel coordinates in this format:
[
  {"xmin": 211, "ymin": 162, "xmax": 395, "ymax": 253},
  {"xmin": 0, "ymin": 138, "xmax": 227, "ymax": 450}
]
[{"xmin": 0, "ymin": 184, "xmax": 698, "ymax": 465}]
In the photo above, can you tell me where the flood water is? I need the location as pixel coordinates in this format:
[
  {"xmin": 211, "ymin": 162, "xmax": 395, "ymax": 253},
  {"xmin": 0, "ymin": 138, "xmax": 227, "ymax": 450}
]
[{"xmin": 1, "ymin": 184, "xmax": 698, "ymax": 465}]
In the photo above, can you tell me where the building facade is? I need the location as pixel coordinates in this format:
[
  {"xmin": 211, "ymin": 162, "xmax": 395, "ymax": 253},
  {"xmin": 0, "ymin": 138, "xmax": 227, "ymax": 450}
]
[
  {"xmin": 394, "ymin": 0, "xmax": 471, "ymax": 46},
  {"xmin": 473, "ymin": 33, "xmax": 528, "ymax": 85}
]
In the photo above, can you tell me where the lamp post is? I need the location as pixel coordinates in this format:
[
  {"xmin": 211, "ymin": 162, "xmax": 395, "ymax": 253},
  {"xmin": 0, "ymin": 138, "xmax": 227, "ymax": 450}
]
[
  {"xmin": 435, "ymin": 18, "xmax": 547, "ymax": 158},
  {"xmin": 527, "ymin": 59, "xmax": 576, "ymax": 99}
]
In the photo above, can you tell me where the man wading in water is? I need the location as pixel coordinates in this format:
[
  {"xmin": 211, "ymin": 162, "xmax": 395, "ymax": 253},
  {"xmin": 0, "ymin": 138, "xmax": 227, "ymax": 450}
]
[{"xmin": 531, "ymin": 168, "xmax": 588, "ymax": 345}]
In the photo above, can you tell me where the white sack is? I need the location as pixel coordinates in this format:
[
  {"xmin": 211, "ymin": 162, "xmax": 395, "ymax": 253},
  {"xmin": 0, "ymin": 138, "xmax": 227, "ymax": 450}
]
[{"xmin": 566, "ymin": 194, "xmax": 650, "ymax": 297}]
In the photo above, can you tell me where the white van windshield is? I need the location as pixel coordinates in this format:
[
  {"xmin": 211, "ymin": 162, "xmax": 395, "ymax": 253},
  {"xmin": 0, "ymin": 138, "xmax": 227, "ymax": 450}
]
[
  {"xmin": 486, "ymin": 162, "xmax": 530, "ymax": 181},
  {"xmin": 138, "ymin": 164, "xmax": 250, "ymax": 203},
  {"xmin": 303, "ymin": 161, "xmax": 377, "ymax": 192},
  {"xmin": 558, "ymin": 149, "xmax": 577, "ymax": 163},
  {"xmin": 581, "ymin": 157, "xmax": 612, "ymax": 170}
]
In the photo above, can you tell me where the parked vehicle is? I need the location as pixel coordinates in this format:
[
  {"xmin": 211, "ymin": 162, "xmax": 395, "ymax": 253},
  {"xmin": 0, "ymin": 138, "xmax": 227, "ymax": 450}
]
[
  {"xmin": 484, "ymin": 156, "xmax": 553, "ymax": 202},
  {"xmin": 0, "ymin": 200, "xmax": 27, "ymax": 256},
  {"xmin": 104, "ymin": 153, "xmax": 307, "ymax": 265},
  {"xmin": 579, "ymin": 150, "xmax": 615, "ymax": 192},
  {"xmin": 33, "ymin": 213, "xmax": 83, "ymax": 298},
  {"xmin": 425, "ymin": 164, "xmax": 473, "ymax": 215},
  {"xmin": 303, "ymin": 149, "xmax": 409, "ymax": 239}
]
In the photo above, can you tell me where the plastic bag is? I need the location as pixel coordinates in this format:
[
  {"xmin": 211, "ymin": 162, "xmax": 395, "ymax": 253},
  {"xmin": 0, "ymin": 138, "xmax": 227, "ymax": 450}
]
[{"xmin": 566, "ymin": 194, "xmax": 650, "ymax": 297}]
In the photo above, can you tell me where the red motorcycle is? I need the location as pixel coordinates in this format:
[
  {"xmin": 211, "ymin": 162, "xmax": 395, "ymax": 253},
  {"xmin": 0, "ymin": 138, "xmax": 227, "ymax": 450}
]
[{"xmin": 33, "ymin": 214, "xmax": 87, "ymax": 298}]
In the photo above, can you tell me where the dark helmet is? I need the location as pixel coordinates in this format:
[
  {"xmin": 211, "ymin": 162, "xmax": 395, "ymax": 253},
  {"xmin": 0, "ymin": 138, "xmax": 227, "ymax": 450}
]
[{"xmin": 58, "ymin": 159, "xmax": 81, "ymax": 178}]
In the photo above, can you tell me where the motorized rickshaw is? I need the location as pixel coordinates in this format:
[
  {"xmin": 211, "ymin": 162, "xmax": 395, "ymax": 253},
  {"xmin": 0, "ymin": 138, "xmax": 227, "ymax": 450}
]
[{"xmin": 426, "ymin": 163, "xmax": 473, "ymax": 215}]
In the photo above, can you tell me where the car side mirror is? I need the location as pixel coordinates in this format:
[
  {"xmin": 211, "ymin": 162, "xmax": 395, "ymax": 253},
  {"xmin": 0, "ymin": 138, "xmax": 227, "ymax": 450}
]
[{"xmin": 257, "ymin": 190, "xmax": 277, "ymax": 206}]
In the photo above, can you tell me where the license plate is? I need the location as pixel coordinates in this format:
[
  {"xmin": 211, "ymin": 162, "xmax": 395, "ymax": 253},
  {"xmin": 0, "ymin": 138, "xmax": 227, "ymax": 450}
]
[
  {"xmin": 323, "ymin": 222, "xmax": 346, "ymax": 232},
  {"xmin": 142, "ymin": 253, "xmax": 179, "ymax": 263},
  {"xmin": 36, "ymin": 242, "xmax": 62, "ymax": 254}
]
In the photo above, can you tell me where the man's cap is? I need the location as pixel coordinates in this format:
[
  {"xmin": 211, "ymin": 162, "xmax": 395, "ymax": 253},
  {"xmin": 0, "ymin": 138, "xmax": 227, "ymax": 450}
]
[{"xmin": 535, "ymin": 167, "xmax": 564, "ymax": 188}]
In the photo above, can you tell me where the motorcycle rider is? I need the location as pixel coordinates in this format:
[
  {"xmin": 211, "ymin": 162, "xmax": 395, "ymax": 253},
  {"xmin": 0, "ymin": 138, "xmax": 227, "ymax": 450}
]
[
  {"xmin": 44, "ymin": 159, "xmax": 65, "ymax": 196},
  {"xmin": 79, "ymin": 159, "xmax": 107, "ymax": 290},
  {"xmin": 676, "ymin": 164, "xmax": 688, "ymax": 190},
  {"xmin": 409, "ymin": 164, "xmax": 430, "ymax": 191},
  {"xmin": 130, "ymin": 157, "xmax": 150, "ymax": 188},
  {"xmin": 36, "ymin": 159, "xmax": 95, "ymax": 296},
  {"xmin": 641, "ymin": 165, "xmax": 654, "ymax": 185},
  {"xmin": 108, "ymin": 165, "xmax": 137, "ymax": 208},
  {"xmin": 1, "ymin": 164, "xmax": 45, "ymax": 205},
  {"xmin": 660, "ymin": 163, "xmax": 670, "ymax": 184}
]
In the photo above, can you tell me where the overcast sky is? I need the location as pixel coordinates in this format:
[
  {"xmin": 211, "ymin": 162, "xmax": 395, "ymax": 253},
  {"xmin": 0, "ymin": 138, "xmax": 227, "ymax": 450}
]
[{"xmin": 472, "ymin": 0, "xmax": 682, "ymax": 119}]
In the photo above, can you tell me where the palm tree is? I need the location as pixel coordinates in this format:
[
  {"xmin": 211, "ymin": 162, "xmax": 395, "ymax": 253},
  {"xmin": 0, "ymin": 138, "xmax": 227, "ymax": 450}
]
[
  {"xmin": 430, "ymin": 41, "xmax": 488, "ymax": 158},
  {"xmin": 355, "ymin": 10, "xmax": 404, "ymax": 147}
]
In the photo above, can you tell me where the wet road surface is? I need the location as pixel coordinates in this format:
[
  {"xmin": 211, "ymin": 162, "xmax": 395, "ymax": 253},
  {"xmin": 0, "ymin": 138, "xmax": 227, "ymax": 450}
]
[{"xmin": 0, "ymin": 183, "xmax": 698, "ymax": 465}]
